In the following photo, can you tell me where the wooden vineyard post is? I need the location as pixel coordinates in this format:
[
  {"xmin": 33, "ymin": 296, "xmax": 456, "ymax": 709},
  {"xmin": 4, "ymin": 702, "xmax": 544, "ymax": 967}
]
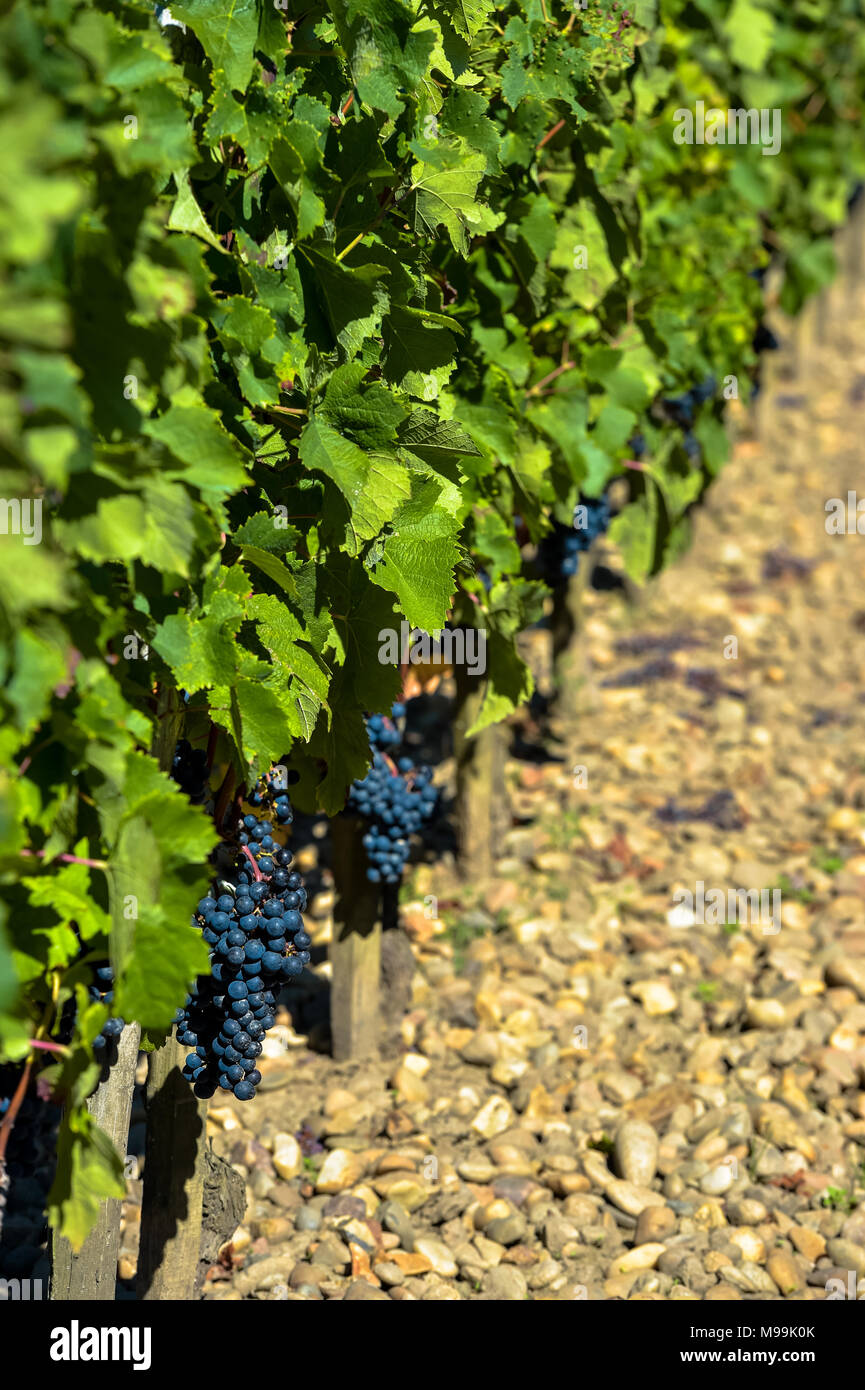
[
  {"xmin": 50, "ymin": 1022, "xmax": 141, "ymax": 1299},
  {"xmin": 330, "ymin": 814, "xmax": 382, "ymax": 1061},
  {"xmin": 846, "ymin": 191, "xmax": 865, "ymax": 284},
  {"xmin": 453, "ymin": 666, "xmax": 507, "ymax": 882},
  {"xmin": 136, "ymin": 1035, "xmax": 209, "ymax": 1300},
  {"xmin": 134, "ymin": 682, "xmax": 209, "ymax": 1300},
  {"xmin": 549, "ymin": 551, "xmax": 592, "ymax": 726}
]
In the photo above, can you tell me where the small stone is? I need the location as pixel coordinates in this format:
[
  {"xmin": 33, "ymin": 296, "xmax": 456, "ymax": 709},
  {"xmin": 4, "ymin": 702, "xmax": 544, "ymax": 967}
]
[
  {"xmin": 457, "ymin": 1157, "xmax": 497, "ymax": 1183},
  {"xmin": 700, "ymin": 1163, "xmax": 736, "ymax": 1196},
  {"xmin": 725, "ymin": 1196, "xmax": 768, "ymax": 1225},
  {"xmin": 581, "ymin": 1150, "xmax": 615, "ymax": 1190},
  {"xmin": 827, "ymin": 1238, "xmax": 865, "ymax": 1276},
  {"xmin": 490, "ymin": 1057, "xmax": 530, "ymax": 1088},
  {"xmin": 315, "ymin": 1149, "xmax": 365, "ymax": 1194},
  {"xmin": 631, "ymin": 981, "xmax": 678, "ymax": 1016},
  {"xmin": 372, "ymin": 1172, "xmax": 429, "ymax": 1212},
  {"xmin": 767, "ymin": 1251, "xmax": 803, "ymax": 1294},
  {"xmin": 209, "ymin": 1106, "xmax": 242, "ymax": 1132},
  {"xmin": 544, "ymin": 1214, "xmax": 580, "ymax": 1257},
  {"xmin": 342, "ymin": 1279, "xmax": 390, "ymax": 1301},
  {"xmin": 324, "ymin": 1193, "xmax": 369, "ymax": 1222},
  {"xmin": 295, "ymin": 1206, "xmax": 322, "ymax": 1232},
  {"xmin": 606, "ymin": 1180, "xmax": 667, "ymax": 1218},
  {"xmin": 323, "ymin": 1102, "xmax": 373, "ymax": 1135},
  {"xmin": 311, "ymin": 1234, "xmax": 351, "ymax": 1272},
  {"xmin": 825, "ymin": 808, "xmax": 861, "ymax": 836},
  {"xmin": 729, "ymin": 1229, "xmax": 766, "ymax": 1264},
  {"xmin": 746, "ymin": 998, "xmax": 789, "ymax": 1029},
  {"xmin": 604, "ymin": 1271, "xmax": 640, "ymax": 1299},
  {"xmin": 225, "ymin": 1225, "xmax": 252, "ymax": 1255},
  {"xmin": 232, "ymin": 1254, "xmax": 299, "ymax": 1296},
  {"xmin": 473, "ymin": 1234, "xmax": 504, "ymax": 1266},
  {"xmin": 378, "ymin": 1201, "xmax": 415, "ymax": 1252},
  {"xmin": 255, "ymin": 1216, "xmax": 294, "ymax": 1244},
  {"xmin": 272, "ymin": 1133, "xmax": 302, "ymax": 1180},
  {"xmin": 387, "ymin": 1250, "xmax": 433, "ymax": 1276},
  {"xmin": 414, "ymin": 1237, "xmax": 458, "ymax": 1277},
  {"xmin": 608, "ymin": 1243, "xmax": 666, "ymax": 1275},
  {"xmin": 614, "ymin": 1120, "xmax": 659, "ymax": 1186},
  {"xmin": 461, "ymin": 1033, "xmax": 502, "ymax": 1067},
  {"xmin": 487, "ymin": 1143, "xmax": 536, "ymax": 1176},
  {"xmin": 481, "ymin": 1266, "xmax": 528, "ymax": 1299},
  {"xmin": 694, "ymin": 1201, "xmax": 727, "ymax": 1230},
  {"xmin": 756, "ymin": 1105, "xmax": 816, "ymax": 1160},
  {"xmin": 789, "ymin": 1227, "xmax": 826, "ymax": 1262},
  {"xmin": 704, "ymin": 1283, "xmax": 742, "ymax": 1301},
  {"xmin": 485, "ymin": 1214, "xmax": 527, "ymax": 1246},
  {"xmin": 472, "ymin": 1096, "xmax": 514, "ymax": 1139},
  {"xmin": 249, "ymin": 1168, "xmax": 276, "ymax": 1200},
  {"xmin": 634, "ymin": 1206, "xmax": 676, "ymax": 1245},
  {"xmin": 826, "ymin": 957, "xmax": 865, "ymax": 1001},
  {"xmin": 390, "ymin": 1064, "xmax": 429, "ymax": 1104},
  {"xmin": 841, "ymin": 1207, "xmax": 865, "ymax": 1247},
  {"xmin": 288, "ymin": 1262, "xmax": 331, "ymax": 1290},
  {"xmin": 422, "ymin": 1282, "xmax": 463, "ymax": 1301},
  {"xmin": 374, "ymin": 1261, "xmax": 405, "ymax": 1287}
]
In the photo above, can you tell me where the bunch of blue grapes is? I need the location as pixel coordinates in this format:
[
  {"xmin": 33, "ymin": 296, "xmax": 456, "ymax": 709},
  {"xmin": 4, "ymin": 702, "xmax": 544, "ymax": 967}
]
[
  {"xmin": 538, "ymin": 494, "xmax": 613, "ymax": 583},
  {"xmin": 366, "ymin": 707, "xmax": 402, "ymax": 752},
  {"xmin": 171, "ymin": 739, "xmax": 208, "ymax": 804},
  {"xmin": 175, "ymin": 806, "xmax": 310, "ymax": 1102},
  {"xmin": 347, "ymin": 705, "xmax": 439, "ymax": 884},
  {"xmin": 661, "ymin": 373, "xmax": 717, "ymax": 428},
  {"xmin": 659, "ymin": 374, "xmax": 718, "ymax": 463},
  {"xmin": 88, "ymin": 963, "xmax": 125, "ymax": 1057},
  {"xmin": 248, "ymin": 769, "xmax": 294, "ymax": 826}
]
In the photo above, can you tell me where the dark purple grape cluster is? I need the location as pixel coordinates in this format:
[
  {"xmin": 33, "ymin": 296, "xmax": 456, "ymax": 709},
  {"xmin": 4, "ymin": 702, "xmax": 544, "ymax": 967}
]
[
  {"xmin": 248, "ymin": 768, "xmax": 294, "ymax": 825},
  {"xmin": 89, "ymin": 962, "xmax": 125, "ymax": 1058},
  {"xmin": 171, "ymin": 738, "xmax": 208, "ymax": 803},
  {"xmin": 176, "ymin": 804, "xmax": 310, "ymax": 1103},
  {"xmin": 538, "ymin": 495, "xmax": 613, "ymax": 583},
  {"xmin": 366, "ymin": 706, "xmax": 403, "ymax": 752},
  {"xmin": 347, "ymin": 705, "xmax": 439, "ymax": 884}
]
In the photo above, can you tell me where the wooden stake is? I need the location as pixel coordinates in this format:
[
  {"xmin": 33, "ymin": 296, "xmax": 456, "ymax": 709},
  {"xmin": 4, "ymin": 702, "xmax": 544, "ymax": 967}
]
[
  {"xmin": 453, "ymin": 669, "xmax": 506, "ymax": 881},
  {"xmin": 136, "ymin": 1034, "xmax": 209, "ymax": 1300},
  {"xmin": 330, "ymin": 815, "xmax": 382, "ymax": 1061},
  {"xmin": 550, "ymin": 551, "xmax": 591, "ymax": 724},
  {"xmin": 50, "ymin": 1022, "xmax": 141, "ymax": 1299},
  {"xmin": 136, "ymin": 683, "xmax": 210, "ymax": 1300}
]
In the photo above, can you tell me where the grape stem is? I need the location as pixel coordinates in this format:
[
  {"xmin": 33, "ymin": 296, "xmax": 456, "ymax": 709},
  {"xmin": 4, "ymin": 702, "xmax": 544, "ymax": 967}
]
[
  {"xmin": 536, "ymin": 118, "xmax": 566, "ymax": 150},
  {"xmin": 20, "ymin": 850, "xmax": 108, "ymax": 870},
  {"xmin": 0, "ymin": 971, "xmax": 60, "ymax": 1166},
  {"xmin": 241, "ymin": 845, "xmax": 264, "ymax": 881},
  {"xmin": 525, "ymin": 359, "xmax": 575, "ymax": 396}
]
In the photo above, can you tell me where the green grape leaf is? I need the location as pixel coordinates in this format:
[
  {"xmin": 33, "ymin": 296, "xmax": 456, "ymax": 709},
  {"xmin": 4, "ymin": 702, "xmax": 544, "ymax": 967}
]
[{"xmin": 171, "ymin": 0, "xmax": 259, "ymax": 93}]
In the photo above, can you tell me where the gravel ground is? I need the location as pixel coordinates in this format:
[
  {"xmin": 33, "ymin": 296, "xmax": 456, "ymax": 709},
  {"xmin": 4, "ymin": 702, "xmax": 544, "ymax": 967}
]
[{"xmin": 116, "ymin": 287, "xmax": 865, "ymax": 1301}]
